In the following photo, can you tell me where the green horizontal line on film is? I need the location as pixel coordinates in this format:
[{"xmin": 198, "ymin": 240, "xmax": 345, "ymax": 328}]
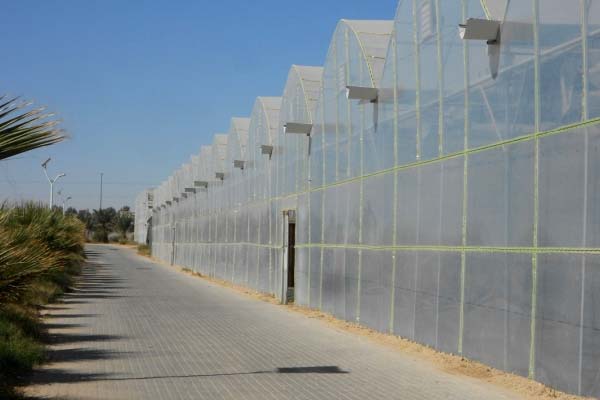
[
  {"xmin": 293, "ymin": 243, "xmax": 600, "ymax": 255},
  {"xmin": 164, "ymin": 242, "xmax": 280, "ymax": 249},
  {"xmin": 154, "ymin": 241, "xmax": 600, "ymax": 254},
  {"xmin": 159, "ymin": 117, "xmax": 600, "ymax": 211},
  {"xmin": 305, "ymin": 117, "xmax": 600, "ymax": 194}
]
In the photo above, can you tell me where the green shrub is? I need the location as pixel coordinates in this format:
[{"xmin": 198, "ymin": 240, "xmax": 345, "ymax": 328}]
[
  {"xmin": 0, "ymin": 202, "xmax": 85, "ymax": 396},
  {"xmin": 0, "ymin": 305, "xmax": 41, "ymax": 340},
  {"xmin": 0, "ymin": 306, "xmax": 45, "ymax": 397},
  {"xmin": 0, "ymin": 202, "xmax": 85, "ymax": 303},
  {"xmin": 92, "ymin": 229, "xmax": 108, "ymax": 243},
  {"xmin": 0, "ymin": 315, "xmax": 44, "ymax": 373}
]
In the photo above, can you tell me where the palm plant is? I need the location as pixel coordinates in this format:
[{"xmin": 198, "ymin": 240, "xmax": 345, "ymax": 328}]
[
  {"xmin": 0, "ymin": 96, "xmax": 65, "ymax": 161},
  {"xmin": 0, "ymin": 223, "xmax": 60, "ymax": 303},
  {"xmin": 91, "ymin": 208, "xmax": 116, "ymax": 242},
  {"xmin": 0, "ymin": 203, "xmax": 85, "ymax": 303}
]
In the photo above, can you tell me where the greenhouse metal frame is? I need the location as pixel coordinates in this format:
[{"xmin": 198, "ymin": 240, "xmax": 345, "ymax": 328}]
[{"xmin": 135, "ymin": 0, "xmax": 600, "ymax": 396}]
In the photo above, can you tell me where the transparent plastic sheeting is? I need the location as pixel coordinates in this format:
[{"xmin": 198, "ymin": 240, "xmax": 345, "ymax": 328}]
[
  {"xmin": 135, "ymin": 1, "xmax": 600, "ymax": 396},
  {"xmin": 133, "ymin": 189, "xmax": 153, "ymax": 244}
]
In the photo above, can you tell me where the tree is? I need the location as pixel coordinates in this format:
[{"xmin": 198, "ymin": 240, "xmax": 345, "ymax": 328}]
[
  {"xmin": 115, "ymin": 207, "xmax": 134, "ymax": 240},
  {"xmin": 64, "ymin": 207, "xmax": 78, "ymax": 218},
  {"xmin": 77, "ymin": 209, "xmax": 93, "ymax": 231},
  {"xmin": 91, "ymin": 207, "xmax": 116, "ymax": 243},
  {"xmin": 0, "ymin": 96, "xmax": 65, "ymax": 160},
  {"xmin": 74, "ymin": 206, "xmax": 133, "ymax": 243}
]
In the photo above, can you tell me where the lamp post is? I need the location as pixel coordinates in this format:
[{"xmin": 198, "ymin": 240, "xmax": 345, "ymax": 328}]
[
  {"xmin": 41, "ymin": 157, "xmax": 66, "ymax": 208},
  {"xmin": 62, "ymin": 196, "xmax": 72, "ymax": 215}
]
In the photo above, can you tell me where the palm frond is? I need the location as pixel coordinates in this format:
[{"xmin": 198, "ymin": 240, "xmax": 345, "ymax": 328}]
[
  {"xmin": 0, "ymin": 202, "xmax": 85, "ymax": 303},
  {"xmin": 0, "ymin": 97, "xmax": 65, "ymax": 161}
]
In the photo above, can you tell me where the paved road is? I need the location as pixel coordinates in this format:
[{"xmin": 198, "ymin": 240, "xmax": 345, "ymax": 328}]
[{"xmin": 25, "ymin": 244, "xmax": 518, "ymax": 400}]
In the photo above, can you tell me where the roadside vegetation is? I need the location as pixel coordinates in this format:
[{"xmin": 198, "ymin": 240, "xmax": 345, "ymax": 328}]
[
  {"xmin": 65, "ymin": 206, "xmax": 134, "ymax": 244},
  {"xmin": 0, "ymin": 96, "xmax": 85, "ymax": 397},
  {"xmin": 0, "ymin": 203, "xmax": 85, "ymax": 398}
]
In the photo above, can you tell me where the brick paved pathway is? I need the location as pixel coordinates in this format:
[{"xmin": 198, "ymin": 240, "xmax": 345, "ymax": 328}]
[{"xmin": 24, "ymin": 244, "xmax": 519, "ymax": 400}]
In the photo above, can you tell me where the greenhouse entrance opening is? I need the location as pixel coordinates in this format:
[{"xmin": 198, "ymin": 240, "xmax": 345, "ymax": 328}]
[{"xmin": 282, "ymin": 210, "xmax": 296, "ymax": 304}]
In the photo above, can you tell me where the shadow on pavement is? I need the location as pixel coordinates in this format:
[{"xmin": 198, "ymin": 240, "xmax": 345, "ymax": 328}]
[
  {"xmin": 45, "ymin": 313, "xmax": 99, "ymax": 319},
  {"xmin": 28, "ymin": 365, "xmax": 349, "ymax": 384},
  {"xmin": 45, "ymin": 333, "xmax": 124, "ymax": 345},
  {"xmin": 42, "ymin": 323, "xmax": 86, "ymax": 330},
  {"xmin": 26, "ymin": 369, "xmax": 114, "ymax": 385},
  {"xmin": 46, "ymin": 348, "xmax": 130, "ymax": 363},
  {"xmin": 276, "ymin": 366, "xmax": 347, "ymax": 374},
  {"xmin": 62, "ymin": 294, "xmax": 129, "ymax": 300}
]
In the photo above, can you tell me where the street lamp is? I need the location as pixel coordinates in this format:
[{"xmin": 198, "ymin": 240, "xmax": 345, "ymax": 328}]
[
  {"xmin": 62, "ymin": 196, "xmax": 72, "ymax": 215},
  {"xmin": 41, "ymin": 157, "xmax": 66, "ymax": 208}
]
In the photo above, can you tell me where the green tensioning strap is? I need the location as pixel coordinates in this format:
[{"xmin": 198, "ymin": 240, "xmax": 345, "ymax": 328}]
[
  {"xmin": 480, "ymin": 0, "xmax": 492, "ymax": 19},
  {"xmin": 435, "ymin": 0, "xmax": 444, "ymax": 156},
  {"xmin": 319, "ymin": 70, "xmax": 327, "ymax": 310},
  {"xmin": 389, "ymin": 36, "xmax": 400, "ymax": 335},
  {"xmin": 304, "ymin": 116, "xmax": 600, "ymax": 196},
  {"xmin": 529, "ymin": 0, "xmax": 541, "ymax": 380},
  {"xmin": 293, "ymin": 243, "xmax": 600, "ymax": 255},
  {"xmin": 413, "ymin": 0, "xmax": 422, "ymax": 161},
  {"xmin": 578, "ymin": 4, "xmax": 590, "ymax": 391},
  {"xmin": 153, "ymin": 235, "xmax": 600, "ymax": 255},
  {"xmin": 458, "ymin": 0, "xmax": 469, "ymax": 356},
  {"xmin": 582, "ymin": 0, "xmax": 589, "ymax": 121},
  {"xmin": 156, "ymin": 114, "xmax": 600, "ymax": 222}
]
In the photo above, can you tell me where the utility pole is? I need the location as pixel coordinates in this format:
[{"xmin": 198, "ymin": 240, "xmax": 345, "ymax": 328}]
[
  {"xmin": 41, "ymin": 157, "xmax": 66, "ymax": 209},
  {"xmin": 99, "ymin": 172, "xmax": 103, "ymax": 211}
]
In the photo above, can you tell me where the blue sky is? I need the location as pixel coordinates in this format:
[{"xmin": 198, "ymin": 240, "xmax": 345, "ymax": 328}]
[{"xmin": 1, "ymin": 0, "xmax": 397, "ymax": 210}]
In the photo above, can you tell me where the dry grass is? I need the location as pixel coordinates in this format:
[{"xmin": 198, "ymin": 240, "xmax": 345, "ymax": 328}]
[
  {"xmin": 136, "ymin": 244, "xmax": 151, "ymax": 256},
  {"xmin": 133, "ymin": 249, "xmax": 590, "ymax": 400},
  {"xmin": 179, "ymin": 267, "xmax": 279, "ymax": 304}
]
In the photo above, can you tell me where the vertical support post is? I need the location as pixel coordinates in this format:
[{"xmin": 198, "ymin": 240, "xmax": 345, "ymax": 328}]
[
  {"xmin": 578, "ymin": 2, "xmax": 589, "ymax": 394},
  {"xmin": 389, "ymin": 35, "xmax": 399, "ymax": 334},
  {"xmin": 282, "ymin": 211, "xmax": 290, "ymax": 304},
  {"xmin": 458, "ymin": 0, "xmax": 469, "ymax": 356},
  {"xmin": 413, "ymin": 0, "xmax": 422, "ymax": 161},
  {"xmin": 529, "ymin": 0, "xmax": 541, "ymax": 380},
  {"xmin": 171, "ymin": 224, "xmax": 176, "ymax": 266}
]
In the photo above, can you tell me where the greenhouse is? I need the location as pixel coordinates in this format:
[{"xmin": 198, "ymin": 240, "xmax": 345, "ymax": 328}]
[
  {"xmin": 135, "ymin": 0, "xmax": 600, "ymax": 396},
  {"xmin": 133, "ymin": 189, "xmax": 153, "ymax": 245}
]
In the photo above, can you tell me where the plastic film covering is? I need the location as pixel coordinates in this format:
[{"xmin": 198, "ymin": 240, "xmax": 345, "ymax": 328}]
[
  {"xmin": 133, "ymin": 188, "xmax": 154, "ymax": 244},
  {"xmin": 276, "ymin": 65, "xmax": 323, "ymax": 305},
  {"xmin": 307, "ymin": 19, "xmax": 394, "ymax": 323},
  {"xmin": 135, "ymin": 0, "xmax": 600, "ymax": 396}
]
